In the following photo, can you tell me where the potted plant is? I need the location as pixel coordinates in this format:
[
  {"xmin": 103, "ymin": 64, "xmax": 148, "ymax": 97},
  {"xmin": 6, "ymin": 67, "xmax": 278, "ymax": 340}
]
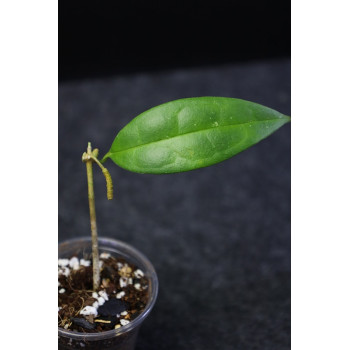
[{"xmin": 58, "ymin": 97, "xmax": 290, "ymax": 349}]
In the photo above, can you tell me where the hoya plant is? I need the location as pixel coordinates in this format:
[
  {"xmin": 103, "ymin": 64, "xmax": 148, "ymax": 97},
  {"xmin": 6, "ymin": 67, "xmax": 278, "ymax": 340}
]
[{"xmin": 81, "ymin": 97, "xmax": 290, "ymax": 291}]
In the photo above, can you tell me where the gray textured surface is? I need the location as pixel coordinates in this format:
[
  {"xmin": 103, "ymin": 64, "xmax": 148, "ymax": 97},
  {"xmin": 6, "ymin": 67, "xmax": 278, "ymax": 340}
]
[{"xmin": 59, "ymin": 59, "xmax": 291, "ymax": 349}]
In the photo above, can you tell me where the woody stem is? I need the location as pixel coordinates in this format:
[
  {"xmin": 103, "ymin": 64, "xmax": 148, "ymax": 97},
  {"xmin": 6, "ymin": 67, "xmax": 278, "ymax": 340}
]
[{"xmin": 85, "ymin": 142, "xmax": 100, "ymax": 291}]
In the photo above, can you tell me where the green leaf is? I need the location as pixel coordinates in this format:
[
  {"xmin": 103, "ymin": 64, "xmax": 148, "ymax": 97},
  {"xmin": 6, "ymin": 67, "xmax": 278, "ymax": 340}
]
[{"xmin": 102, "ymin": 97, "xmax": 290, "ymax": 174}]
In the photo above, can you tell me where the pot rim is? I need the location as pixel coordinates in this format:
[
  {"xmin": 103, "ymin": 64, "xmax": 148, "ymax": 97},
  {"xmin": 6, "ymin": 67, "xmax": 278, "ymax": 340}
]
[{"xmin": 58, "ymin": 236, "xmax": 158, "ymax": 341}]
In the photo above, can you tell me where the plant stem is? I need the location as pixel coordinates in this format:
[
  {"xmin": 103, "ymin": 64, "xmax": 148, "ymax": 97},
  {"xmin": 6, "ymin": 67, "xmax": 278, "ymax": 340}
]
[{"xmin": 85, "ymin": 142, "xmax": 100, "ymax": 291}]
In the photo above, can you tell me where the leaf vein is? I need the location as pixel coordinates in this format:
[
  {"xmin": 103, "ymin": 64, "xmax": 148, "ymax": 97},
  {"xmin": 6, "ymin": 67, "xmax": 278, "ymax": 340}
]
[{"xmin": 110, "ymin": 118, "xmax": 287, "ymax": 156}]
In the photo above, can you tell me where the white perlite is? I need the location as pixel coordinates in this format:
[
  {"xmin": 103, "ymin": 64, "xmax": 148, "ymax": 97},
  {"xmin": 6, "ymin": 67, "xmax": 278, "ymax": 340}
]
[
  {"xmin": 59, "ymin": 288, "xmax": 66, "ymax": 294},
  {"xmin": 92, "ymin": 292, "xmax": 98, "ymax": 299},
  {"xmin": 116, "ymin": 291, "xmax": 125, "ymax": 299},
  {"xmin": 69, "ymin": 257, "xmax": 80, "ymax": 270},
  {"xmin": 97, "ymin": 297, "xmax": 105, "ymax": 306},
  {"xmin": 80, "ymin": 306, "xmax": 98, "ymax": 316},
  {"xmin": 134, "ymin": 283, "xmax": 141, "ymax": 291},
  {"xmin": 58, "ymin": 266, "xmax": 70, "ymax": 277},
  {"xmin": 98, "ymin": 290, "xmax": 109, "ymax": 301},
  {"xmin": 120, "ymin": 319, "xmax": 130, "ymax": 326},
  {"xmin": 120, "ymin": 311, "xmax": 128, "ymax": 316},
  {"xmin": 134, "ymin": 269, "xmax": 144, "ymax": 278},
  {"xmin": 119, "ymin": 277, "xmax": 128, "ymax": 288},
  {"xmin": 80, "ymin": 259, "xmax": 91, "ymax": 267},
  {"xmin": 100, "ymin": 252, "xmax": 111, "ymax": 259},
  {"xmin": 58, "ymin": 259, "xmax": 69, "ymax": 267}
]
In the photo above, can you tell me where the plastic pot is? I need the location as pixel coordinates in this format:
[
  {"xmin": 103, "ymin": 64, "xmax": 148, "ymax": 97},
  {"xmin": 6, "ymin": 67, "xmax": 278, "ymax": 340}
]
[{"xmin": 58, "ymin": 237, "xmax": 158, "ymax": 350}]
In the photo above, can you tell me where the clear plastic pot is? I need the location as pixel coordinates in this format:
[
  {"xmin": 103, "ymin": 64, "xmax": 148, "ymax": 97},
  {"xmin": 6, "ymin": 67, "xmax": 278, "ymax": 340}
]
[{"xmin": 58, "ymin": 237, "xmax": 158, "ymax": 350}]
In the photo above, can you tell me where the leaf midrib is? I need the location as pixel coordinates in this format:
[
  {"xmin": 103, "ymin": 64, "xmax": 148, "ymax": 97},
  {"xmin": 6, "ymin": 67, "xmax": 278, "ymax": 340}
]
[{"xmin": 106, "ymin": 117, "xmax": 288, "ymax": 157}]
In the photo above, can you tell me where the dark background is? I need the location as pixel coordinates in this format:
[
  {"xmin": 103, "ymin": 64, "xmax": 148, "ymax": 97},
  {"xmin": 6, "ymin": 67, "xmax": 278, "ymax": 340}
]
[
  {"xmin": 59, "ymin": 0, "xmax": 290, "ymax": 81},
  {"xmin": 59, "ymin": 1, "xmax": 291, "ymax": 349}
]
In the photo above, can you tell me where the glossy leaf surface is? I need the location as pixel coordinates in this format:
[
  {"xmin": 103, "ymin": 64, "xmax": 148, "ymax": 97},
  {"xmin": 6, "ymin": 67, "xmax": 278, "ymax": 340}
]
[{"xmin": 102, "ymin": 97, "xmax": 290, "ymax": 174}]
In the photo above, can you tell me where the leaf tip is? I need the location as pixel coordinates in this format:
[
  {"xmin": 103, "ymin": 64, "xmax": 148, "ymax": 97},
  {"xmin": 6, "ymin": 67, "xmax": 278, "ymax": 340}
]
[{"xmin": 283, "ymin": 115, "xmax": 291, "ymax": 123}]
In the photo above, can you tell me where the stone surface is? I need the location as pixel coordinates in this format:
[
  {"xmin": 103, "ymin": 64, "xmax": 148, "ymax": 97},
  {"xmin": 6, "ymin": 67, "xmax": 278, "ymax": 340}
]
[{"xmin": 98, "ymin": 299, "xmax": 129, "ymax": 317}]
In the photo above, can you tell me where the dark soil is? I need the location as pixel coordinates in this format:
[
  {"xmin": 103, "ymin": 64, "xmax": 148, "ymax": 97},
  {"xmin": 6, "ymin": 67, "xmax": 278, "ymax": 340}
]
[{"xmin": 58, "ymin": 254, "xmax": 149, "ymax": 333}]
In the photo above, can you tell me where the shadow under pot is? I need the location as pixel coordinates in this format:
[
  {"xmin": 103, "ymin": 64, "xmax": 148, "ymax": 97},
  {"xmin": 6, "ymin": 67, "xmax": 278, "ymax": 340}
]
[{"xmin": 58, "ymin": 237, "xmax": 158, "ymax": 350}]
